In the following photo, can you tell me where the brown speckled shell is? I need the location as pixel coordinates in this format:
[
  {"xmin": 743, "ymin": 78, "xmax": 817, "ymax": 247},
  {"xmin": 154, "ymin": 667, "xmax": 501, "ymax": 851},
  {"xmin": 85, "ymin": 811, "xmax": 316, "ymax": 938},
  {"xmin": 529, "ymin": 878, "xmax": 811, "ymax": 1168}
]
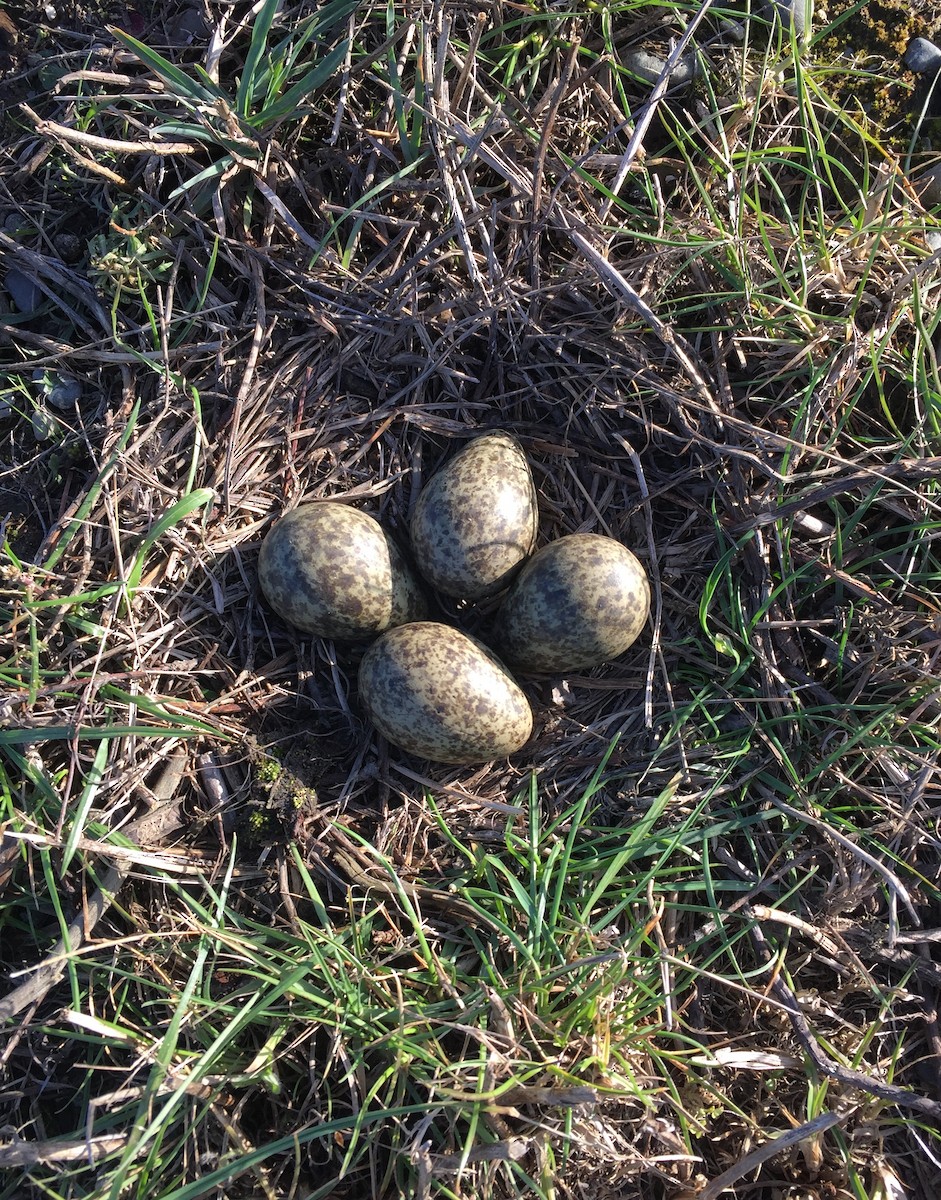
[
  {"xmin": 410, "ymin": 432, "xmax": 537, "ymax": 599},
  {"xmin": 257, "ymin": 502, "xmax": 428, "ymax": 639},
  {"xmin": 495, "ymin": 534, "xmax": 650, "ymax": 672},
  {"xmin": 358, "ymin": 623, "xmax": 533, "ymax": 764}
]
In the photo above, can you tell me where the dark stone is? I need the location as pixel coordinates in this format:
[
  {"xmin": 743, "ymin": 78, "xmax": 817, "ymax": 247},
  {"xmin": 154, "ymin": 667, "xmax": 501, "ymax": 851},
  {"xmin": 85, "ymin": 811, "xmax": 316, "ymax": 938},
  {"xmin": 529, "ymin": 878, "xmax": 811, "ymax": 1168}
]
[
  {"xmin": 4, "ymin": 268, "xmax": 41, "ymax": 313},
  {"xmin": 762, "ymin": 0, "xmax": 810, "ymax": 38},
  {"xmin": 905, "ymin": 37, "xmax": 941, "ymax": 75},
  {"xmin": 46, "ymin": 378, "xmax": 84, "ymax": 410},
  {"xmin": 623, "ymin": 49, "xmax": 698, "ymax": 88}
]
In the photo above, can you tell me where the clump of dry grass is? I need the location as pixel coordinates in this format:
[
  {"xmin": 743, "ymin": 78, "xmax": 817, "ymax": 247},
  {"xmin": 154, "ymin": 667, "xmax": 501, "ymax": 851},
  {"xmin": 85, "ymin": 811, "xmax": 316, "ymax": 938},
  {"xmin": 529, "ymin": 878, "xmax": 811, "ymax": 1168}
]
[{"xmin": 2, "ymin": 1, "xmax": 941, "ymax": 1197}]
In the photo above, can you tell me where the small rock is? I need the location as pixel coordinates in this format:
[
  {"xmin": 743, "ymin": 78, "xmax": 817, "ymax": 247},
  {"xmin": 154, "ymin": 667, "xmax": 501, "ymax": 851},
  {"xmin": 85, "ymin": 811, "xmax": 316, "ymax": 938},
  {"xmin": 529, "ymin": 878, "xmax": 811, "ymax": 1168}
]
[
  {"xmin": 168, "ymin": 8, "xmax": 208, "ymax": 45},
  {"xmin": 31, "ymin": 408, "xmax": 58, "ymax": 442},
  {"xmin": 905, "ymin": 37, "xmax": 941, "ymax": 75},
  {"xmin": 914, "ymin": 165, "xmax": 941, "ymax": 206},
  {"xmin": 54, "ymin": 232, "xmax": 83, "ymax": 263},
  {"xmin": 718, "ymin": 18, "xmax": 746, "ymax": 42},
  {"xmin": 623, "ymin": 48, "xmax": 698, "ymax": 88},
  {"xmin": 4, "ymin": 268, "xmax": 41, "ymax": 313},
  {"xmin": 46, "ymin": 378, "xmax": 83, "ymax": 409},
  {"xmin": 763, "ymin": 0, "xmax": 811, "ymax": 38},
  {"xmin": 925, "ymin": 229, "xmax": 941, "ymax": 253}
]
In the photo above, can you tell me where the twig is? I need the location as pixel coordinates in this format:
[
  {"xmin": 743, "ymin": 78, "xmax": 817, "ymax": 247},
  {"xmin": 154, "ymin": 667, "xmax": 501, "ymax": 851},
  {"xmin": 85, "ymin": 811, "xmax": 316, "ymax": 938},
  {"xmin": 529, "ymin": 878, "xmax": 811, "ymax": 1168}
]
[
  {"xmin": 0, "ymin": 1134, "xmax": 127, "ymax": 1167},
  {"xmin": 614, "ymin": 432, "xmax": 661, "ymax": 729},
  {"xmin": 736, "ymin": 459, "xmax": 941, "ymax": 532},
  {"xmin": 0, "ymin": 325, "xmax": 221, "ymax": 361},
  {"xmin": 558, "ymin": 217, "xmax": 723, "ymax": 423},
  {"xmin": 328, "ymin": 838, "xmax": 502, "ymax": 935},
  {"xmin": 748, "ymin": 920, "xmax": 941, "ymax": 1120},
  {"xmin": 759, "ymin": 790, "xmax": 919, "ymax": 935},
  {"xmin": 424, "ymin": 11, "xmax": 487, "ymax": 291},
  {"xmin": 692, "ymin": 1110, "xmax": 846, "ymax": 1200},
  {"xmin": 20, "ymin": 104, "xmax": 197, "ymax": 154},
  {"xmin": 749, "ymin": 904, "xmax": 878, "ymax": 989},
  {"xmin": 600, "ymin": 0, "xmax": 716, "ymax": 219},
  {"xmin": 219, "ymin": 253, "xmax": 266, "ymax": 510}
]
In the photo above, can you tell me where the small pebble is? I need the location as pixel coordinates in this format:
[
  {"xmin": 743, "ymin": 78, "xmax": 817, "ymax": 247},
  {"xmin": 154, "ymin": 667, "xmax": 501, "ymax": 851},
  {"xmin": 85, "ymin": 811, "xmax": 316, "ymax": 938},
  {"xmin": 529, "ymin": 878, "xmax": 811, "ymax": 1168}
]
[
  {"xmin": 54, "ymin": 232, "xmax": 83, "ymax": 263},
  {"xmin": 905, "ymin": 37, "xmax": 941, "ymax": 75},
  {"xmin": 914, "ymin": 165, "xmax": 941, "ymax": 206},
  {"xmin": 718, "ymin": 18, "xmax": 746, "ymax": 42},
  {"xmin": 925, "ymin": 229, "xmax": 941, "ymax": 253},
  {"xmin": 168, "ymin": 8, "xmax": 208, "ymax": 44},
  {"xmin": 31, "ymin": 408, "xmax": 58, "ymax": 442},
  {"xmin": 46, "ymin": 378, "xmax": 83, "ymax": 409},
  {"xmin": 623, "ymin": 48, "xmax": 698, "ymax": 88},
  {"xmin": 763, "ymin": 0, "xmax": 810, "ymax": 37},
  {"xmin": 4, "ymin": 268, "xmax": 41, "ymax": 313}
]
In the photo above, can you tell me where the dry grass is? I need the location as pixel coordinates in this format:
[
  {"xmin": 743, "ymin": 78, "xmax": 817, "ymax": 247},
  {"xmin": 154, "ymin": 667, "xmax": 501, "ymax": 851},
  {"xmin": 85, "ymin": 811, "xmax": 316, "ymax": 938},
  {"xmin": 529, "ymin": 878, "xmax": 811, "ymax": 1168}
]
[{"xmin": 2, "ymin": 0, "xmax": 941, "ymax": 1197}]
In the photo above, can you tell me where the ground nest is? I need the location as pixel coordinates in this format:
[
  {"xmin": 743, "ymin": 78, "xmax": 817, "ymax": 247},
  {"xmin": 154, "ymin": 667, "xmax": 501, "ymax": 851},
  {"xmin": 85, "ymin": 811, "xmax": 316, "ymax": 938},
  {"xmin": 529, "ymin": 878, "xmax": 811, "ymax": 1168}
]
[{"xmin": 2, "ymin": 1, "xmax": 941, "ymax": 1198}]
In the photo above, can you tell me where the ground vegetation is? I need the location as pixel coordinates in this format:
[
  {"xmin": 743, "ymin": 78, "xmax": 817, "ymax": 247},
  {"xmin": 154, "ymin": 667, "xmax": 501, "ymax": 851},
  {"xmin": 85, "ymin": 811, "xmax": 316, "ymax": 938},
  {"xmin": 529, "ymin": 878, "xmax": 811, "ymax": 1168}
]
[{"xmin": 2, "ymin": 1, "xmax": 941, "ymax": 1197}]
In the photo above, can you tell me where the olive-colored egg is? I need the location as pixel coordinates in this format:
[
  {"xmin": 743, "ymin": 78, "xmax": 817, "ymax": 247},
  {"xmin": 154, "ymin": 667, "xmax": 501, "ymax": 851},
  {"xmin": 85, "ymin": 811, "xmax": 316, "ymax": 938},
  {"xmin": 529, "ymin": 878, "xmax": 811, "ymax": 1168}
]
[
  {"xmin": 358, "ymin": 623, "xmax": 533, "ymax": 764},
  {"xmin": 495, "ymin": 534, "xmax": 650, "ymax": 672},
  {"xmin": 410, "ymin": 432, "xmax": 537, "ymax": 599},
  {"xmin": 258, "ymin": 502, "xmax": 428, "ymax": 638}
]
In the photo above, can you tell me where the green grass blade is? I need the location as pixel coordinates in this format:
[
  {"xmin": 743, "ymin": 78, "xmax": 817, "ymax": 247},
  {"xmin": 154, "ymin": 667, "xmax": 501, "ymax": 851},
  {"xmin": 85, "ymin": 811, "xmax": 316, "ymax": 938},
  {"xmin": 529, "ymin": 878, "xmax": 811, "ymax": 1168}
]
[
  {"xmin": 252, "ymin": 40, "xmax": 350, "ymax": 128},
  {"xmin": 108, "ymin": 27, "xmax": 225, "ymax": 104},
  {"xmin": 124, "ymin": 488, "xmax": 214, "ymax": 595},
  {"xmin": 236, "ymin": 0, "xmax": 281, "ymax": 118},
  {"xmin": 61, "ymin": 737, "xmax": 109, "ymax": 875}
]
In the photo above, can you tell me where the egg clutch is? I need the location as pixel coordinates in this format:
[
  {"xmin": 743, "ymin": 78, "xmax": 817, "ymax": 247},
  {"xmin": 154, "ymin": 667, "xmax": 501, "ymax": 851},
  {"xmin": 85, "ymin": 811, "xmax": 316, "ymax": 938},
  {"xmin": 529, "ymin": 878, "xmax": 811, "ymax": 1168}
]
[{"xmin": 257, "ymin": 432, "xmax": 651, "ymax": 765}]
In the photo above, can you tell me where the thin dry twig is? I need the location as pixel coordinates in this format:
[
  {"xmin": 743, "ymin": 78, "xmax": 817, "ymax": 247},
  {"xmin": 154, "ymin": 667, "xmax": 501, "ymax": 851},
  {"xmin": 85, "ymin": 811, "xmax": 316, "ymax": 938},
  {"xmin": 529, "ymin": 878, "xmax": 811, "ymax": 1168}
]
[
  {"xmin": 0, "ymin": 1134, "xmax": 127, "ymax": 1168},
  {"xmin": 20, "ymin": 103, "xmax": 198, "ymax": 155},
  {"xmin": 759, "ymin": 789, "xmax": 919, "ymax": 934},
  {"xmin": 749, "ymin": 920, "xmax": 941, "ymax": 1121},
  {"xmin": 600, "ymin": 0, "xmax": 717, "ymax": 218},
  {"xmin": 683, "ymin": 1110, "xmax": 847, "ymax": 1200}
]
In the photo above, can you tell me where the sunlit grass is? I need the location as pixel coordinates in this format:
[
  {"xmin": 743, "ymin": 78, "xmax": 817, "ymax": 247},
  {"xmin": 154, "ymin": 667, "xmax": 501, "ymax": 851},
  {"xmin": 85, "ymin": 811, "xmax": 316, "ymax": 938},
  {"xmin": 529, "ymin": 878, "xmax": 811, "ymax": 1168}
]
[{"xmin": 5, "ymin": 756, "xmax": 805, "ymax": 1199}]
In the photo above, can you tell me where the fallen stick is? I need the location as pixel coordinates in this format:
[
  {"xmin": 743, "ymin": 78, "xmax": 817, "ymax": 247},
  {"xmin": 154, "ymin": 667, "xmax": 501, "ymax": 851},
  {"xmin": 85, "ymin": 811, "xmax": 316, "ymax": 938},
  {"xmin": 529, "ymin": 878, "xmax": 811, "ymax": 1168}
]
[{"xmin": 748, "ymin": 918, "xmax": 941, "ymax": 1121}]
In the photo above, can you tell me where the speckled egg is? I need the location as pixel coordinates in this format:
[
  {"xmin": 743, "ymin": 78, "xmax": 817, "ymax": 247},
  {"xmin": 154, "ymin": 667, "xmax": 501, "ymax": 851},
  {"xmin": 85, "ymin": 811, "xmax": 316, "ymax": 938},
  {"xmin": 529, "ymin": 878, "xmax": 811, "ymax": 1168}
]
[
  {"xmin": 358, "ymin": 623, "xmax": 533, "ymax": 764},
  {"xmin": 495, "ymin": 534, "xmax": 650, "ymax": 673},
  {"xmin": 258, "ymin": 502, "xmax": 428, "ymax": 639},
  {"xmin": 410, "ymin": 432, "xmax": 537, "ymax": 599}
]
